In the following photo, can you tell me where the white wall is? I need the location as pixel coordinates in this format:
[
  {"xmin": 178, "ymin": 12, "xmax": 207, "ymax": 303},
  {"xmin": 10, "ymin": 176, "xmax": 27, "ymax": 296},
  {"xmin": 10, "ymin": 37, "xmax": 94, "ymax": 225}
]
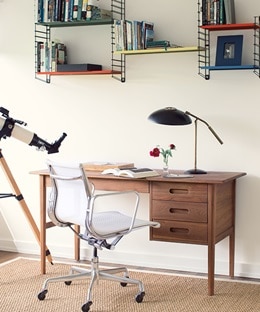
[{"xmin": 0, "ymin": 0, "xmax": 260, "ymax": 277}]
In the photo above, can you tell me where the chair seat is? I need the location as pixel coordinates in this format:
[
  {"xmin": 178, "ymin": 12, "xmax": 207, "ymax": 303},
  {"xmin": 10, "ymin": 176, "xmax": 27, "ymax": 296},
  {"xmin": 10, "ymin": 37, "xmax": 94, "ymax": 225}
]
[{"xmin": 91, "ymin": 211, "xmax": 159, "ymax": 236}]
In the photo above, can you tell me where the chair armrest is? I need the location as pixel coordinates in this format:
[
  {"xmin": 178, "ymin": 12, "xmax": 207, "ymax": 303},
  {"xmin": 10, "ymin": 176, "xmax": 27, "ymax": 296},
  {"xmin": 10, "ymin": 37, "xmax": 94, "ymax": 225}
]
[{"xmin": 89, "ymin": 190, "xmax": 140, "ymax": 235}]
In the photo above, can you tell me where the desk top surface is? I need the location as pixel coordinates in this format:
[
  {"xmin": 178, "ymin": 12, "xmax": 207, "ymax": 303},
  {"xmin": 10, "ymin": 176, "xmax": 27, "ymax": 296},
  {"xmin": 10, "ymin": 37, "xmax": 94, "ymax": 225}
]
[{"xmin": 31, "ymin": 169, "xmax": 246, "ymax": 184}]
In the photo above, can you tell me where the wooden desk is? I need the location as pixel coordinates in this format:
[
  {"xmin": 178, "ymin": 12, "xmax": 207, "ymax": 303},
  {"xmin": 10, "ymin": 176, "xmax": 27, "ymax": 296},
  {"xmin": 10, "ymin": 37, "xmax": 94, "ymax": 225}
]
[{"xmin": 32, "ymin": 169, "xmax": 246, "ymax": 296}]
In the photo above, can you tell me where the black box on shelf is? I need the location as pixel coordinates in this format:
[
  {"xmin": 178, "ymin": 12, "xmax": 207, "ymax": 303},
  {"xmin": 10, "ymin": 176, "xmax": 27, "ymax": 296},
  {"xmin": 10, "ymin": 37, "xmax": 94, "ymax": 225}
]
[{"xmin": 57, "ymin": 63, "xmax": 102, "ymax": 72}]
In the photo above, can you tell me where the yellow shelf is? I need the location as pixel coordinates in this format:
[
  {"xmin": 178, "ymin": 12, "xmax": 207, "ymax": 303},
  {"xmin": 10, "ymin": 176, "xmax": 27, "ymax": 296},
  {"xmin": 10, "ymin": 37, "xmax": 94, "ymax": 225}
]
[{"xmin": 114, "ymin": 46, "xmax": 203, "ymax": 55}]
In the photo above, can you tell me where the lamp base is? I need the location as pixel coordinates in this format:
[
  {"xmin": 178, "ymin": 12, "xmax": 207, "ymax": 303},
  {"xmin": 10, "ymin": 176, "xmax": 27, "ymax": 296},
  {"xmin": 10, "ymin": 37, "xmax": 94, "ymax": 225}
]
[{"xmin": 184, "ymin": 168, "xmax": 207, "ymax": 174}]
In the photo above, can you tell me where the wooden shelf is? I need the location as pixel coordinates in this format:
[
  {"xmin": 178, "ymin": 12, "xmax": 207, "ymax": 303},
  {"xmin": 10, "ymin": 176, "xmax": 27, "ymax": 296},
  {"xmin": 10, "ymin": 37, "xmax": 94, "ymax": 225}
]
[
  {"xmin": 114, "ymin": 46, "xmax": 203, "ymax": 55},
  {"xmin": 36, "ymin": 70, "xmax": 121, "ymax": 76},
  {"xmin": 200, "ymin": 23, "xmax": 257, "ymax": 31}
]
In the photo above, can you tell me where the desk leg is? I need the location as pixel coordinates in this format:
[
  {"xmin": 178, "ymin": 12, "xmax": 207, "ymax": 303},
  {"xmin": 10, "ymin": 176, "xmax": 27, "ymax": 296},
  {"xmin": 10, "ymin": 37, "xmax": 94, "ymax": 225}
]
[
  {"xmin": 40, "ymin": 175, "xmax": 46, "ymax": 274},
  {"xmin": 74, "ymin": 225, "xmax": 80, "ymax": 261},
  {"xmin": 229, "ymin": 232, "xmax": 235, "ymax": 278},
  {"xmin": 208, "ymin": 243, "xmax": 215, "ymax": 296}
]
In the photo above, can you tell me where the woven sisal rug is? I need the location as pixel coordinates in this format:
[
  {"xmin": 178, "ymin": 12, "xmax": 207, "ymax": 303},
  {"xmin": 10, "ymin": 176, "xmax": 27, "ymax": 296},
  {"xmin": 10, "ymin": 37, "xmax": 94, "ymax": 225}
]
[{"xmin": 1, "ymin": 257, "xmax": 260, "ymax": 311}]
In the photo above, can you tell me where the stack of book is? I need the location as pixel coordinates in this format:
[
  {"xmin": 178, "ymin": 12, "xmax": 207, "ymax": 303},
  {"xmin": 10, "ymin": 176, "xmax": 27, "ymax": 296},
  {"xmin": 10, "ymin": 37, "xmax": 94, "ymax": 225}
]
[
  {"xmin": 36, "ymin": 41, "xmax": 67, "ymax": 72},
  {"xmin": 37, "ymin": 0, "xmax": 112, "ymax": 23},
  {"xmin": 114, "ymin": 19, "xmax": 154, "ymax": 51},
  {"xmin": 200, "ymin": 0, "xmax": 236, "ymax": 25}
]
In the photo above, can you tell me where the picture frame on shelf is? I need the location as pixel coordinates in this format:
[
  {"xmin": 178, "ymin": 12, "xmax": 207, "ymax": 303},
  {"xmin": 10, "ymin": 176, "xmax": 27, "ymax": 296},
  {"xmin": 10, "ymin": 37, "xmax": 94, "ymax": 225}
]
[{"xmin": 215, "ymin": 35, "xmax": 243, "ymax": 66}]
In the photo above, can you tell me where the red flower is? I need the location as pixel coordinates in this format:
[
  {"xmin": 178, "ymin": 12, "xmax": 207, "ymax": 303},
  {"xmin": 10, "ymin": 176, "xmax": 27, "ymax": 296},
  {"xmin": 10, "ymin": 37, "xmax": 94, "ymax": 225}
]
[{"xmin": 150, "ymin": 147, "xmax": 160, "ymax": 157}]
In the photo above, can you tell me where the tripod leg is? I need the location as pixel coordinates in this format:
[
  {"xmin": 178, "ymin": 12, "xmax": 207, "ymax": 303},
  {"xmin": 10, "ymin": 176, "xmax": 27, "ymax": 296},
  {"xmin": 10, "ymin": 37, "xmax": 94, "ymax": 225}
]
[{"xmin": 0, "ymin": 149, "xmax": 53, "ymax": 266}]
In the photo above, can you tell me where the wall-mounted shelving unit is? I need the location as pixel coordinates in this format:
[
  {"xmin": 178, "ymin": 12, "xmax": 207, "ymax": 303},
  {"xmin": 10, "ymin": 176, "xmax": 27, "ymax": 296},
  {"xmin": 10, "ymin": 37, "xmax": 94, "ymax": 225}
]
[
  {"xmin": 197, "ymin": 2, "xmax": 260, "ymax": 80},
  {"xmin": 34, "ymin": 0, "xmax": 206, "ymax": 84}
]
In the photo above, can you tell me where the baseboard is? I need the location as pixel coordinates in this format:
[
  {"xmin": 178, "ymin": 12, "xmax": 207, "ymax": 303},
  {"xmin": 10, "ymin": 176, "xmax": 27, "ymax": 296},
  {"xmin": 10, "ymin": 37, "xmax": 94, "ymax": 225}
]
[{"xmin": 1, "ymin": 239, "xmax": 260, "ymax": 279}]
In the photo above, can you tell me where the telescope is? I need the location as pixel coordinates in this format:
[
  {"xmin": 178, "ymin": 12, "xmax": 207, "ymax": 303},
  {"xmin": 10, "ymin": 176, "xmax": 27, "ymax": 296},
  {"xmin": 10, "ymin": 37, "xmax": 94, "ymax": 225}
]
[{"xmin": 0, "ymin": 107, "xmax": 67, "ymax": 154}]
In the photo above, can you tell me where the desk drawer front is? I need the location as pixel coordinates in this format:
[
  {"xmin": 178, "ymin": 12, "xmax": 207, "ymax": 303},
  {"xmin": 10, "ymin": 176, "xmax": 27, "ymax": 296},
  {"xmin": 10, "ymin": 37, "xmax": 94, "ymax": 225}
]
[
  {"xmin": 152, "ymin": 200, "xmax": 207, "ymax": 222},
  {"xmin": 151, "ymin": 182, "xmax": 207, "ymax": 203},
  {"xmin": 151, "ymin": 220, "xmax": 208, "ymax": 244}
]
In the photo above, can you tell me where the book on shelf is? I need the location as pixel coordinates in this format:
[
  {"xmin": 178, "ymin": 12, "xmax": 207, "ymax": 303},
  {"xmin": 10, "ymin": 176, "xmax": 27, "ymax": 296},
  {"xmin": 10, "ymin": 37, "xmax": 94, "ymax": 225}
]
[
  {"xmin": 64, "ymin": 0, "xmax": 70, "ymax": 22},
  {"xmin": 142, "ymin": 21, "xmax": 154, "ymax": 48},
  {"xmin": 36, "ymin": 41, "xmax": 43, "ymax": 72},
  {"xmin": 101, "ymin": 168, "xmax": 160, "ymax": 179},
  {"xmin": 40, "ymin": 42, "xmax": 46, "ymax": 72},
  {"xmin": 77, "ymin": 0, "xmax": 83, "ymax": 20},
  {"xmin": 125, "ymin": 20, "xmax": 133, "ymax": 50},
  {"xmin": 114, "ymin": 20, "xmax": 126, "ymax": 51},
  {"xmin": 73, "ymin": 0, "xmax": 79, "ymax": 20},
  {"xmin": 146, "ymin": 40, "xmax": 170, "ymax": 48},
  {"xmin": 132, "ymin": 20, "xmax": 142, "ymax": 50},
  {"xmin": 83, "ymin": 162, "xmax": 135, "ymax": 171},
  {"xmin": 81, "ymin": 0, "xmax": 88, "ymax": 20},
  {"xmin": 219, "ymin": 0, "xmax": 225, "ymax": 24},
  {"xmin": 68, "ymin": 0, "xmax": 74, "ymax": 21},
  {"xmin": 224, "ymin": 0, "xmax": 235, "ymax": 24}
]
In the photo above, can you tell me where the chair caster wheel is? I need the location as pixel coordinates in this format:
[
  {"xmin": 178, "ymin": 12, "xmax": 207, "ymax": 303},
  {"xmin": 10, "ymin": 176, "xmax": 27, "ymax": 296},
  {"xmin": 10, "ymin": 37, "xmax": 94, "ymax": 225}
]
[
  {"xmin": 135, "ymin": 291, "xmax": 145, "ymax": 303},
  {"xmin": 81, "ymin": 301, "xmax": 93, "ymax": 312},
  {"xmin": 37, "ymin": 289, "xmax": 48, "ymax": 301},
  {"xmin": 65, "ymin": 281, "xmax": 72, "ymax": 285},
  {"xmin": 120, "ymin": 276, "xmax": 129, "ymax": 287}
]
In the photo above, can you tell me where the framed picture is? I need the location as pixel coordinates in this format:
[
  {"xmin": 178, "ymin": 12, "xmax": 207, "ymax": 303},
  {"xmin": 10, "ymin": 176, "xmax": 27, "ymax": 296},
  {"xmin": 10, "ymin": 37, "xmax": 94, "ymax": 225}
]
[{"xmin": 215, "ymin": 35, "xmax": 243, "ymax": 66}]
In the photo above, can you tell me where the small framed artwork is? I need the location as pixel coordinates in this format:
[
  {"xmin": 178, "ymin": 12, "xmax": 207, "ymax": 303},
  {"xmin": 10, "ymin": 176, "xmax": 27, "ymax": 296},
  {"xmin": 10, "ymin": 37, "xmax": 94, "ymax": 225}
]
[{"xmin": 215, "ymin": 35, "xmax": 243, "ymax": 66}]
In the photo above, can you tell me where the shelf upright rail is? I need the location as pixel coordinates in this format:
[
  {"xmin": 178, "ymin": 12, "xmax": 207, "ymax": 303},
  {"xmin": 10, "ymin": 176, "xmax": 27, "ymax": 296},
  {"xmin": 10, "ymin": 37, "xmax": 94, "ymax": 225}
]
[
  {"xmin": 111, "ymin": 0, "xmax": 126, "ymax": 82},
  {"xmin": 197, "ymin": 1, "xmax": 210, "ymax": 80},
  {"xmin": 35, "ymin": 24, "xmax": 51, "ymax": 83},
  {"xmin": 253, "ymin": 16, "xmax": 260, "ymax": 78}
]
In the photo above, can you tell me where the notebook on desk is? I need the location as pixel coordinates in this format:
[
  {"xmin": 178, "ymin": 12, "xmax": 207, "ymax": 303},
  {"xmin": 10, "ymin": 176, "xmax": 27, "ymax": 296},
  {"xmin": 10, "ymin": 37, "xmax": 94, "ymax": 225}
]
[{"xmin": 83, "ymin": 162, "xmax": 134, "ymax": 171}]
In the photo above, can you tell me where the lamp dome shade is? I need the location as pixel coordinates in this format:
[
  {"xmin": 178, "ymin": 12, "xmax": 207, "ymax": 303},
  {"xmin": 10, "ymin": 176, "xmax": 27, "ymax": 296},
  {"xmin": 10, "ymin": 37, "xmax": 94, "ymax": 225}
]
[{"xmin": 148, "ymin": 107, "xmax": 192, "ymax": 125}]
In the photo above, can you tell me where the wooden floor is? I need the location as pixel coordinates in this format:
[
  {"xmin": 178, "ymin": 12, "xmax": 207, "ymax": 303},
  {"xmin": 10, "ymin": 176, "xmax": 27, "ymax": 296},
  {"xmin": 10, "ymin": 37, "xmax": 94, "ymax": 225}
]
[{"xmin": 0, "ymin": 251, "xmax": 38, "ymax": 264}]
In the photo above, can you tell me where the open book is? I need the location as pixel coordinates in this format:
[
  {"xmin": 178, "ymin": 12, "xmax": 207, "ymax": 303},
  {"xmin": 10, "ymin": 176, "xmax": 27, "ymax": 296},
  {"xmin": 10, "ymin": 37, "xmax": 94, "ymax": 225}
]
[{"xmin": 101, "ymin": 167, "xmax": 160, "ymax": 179}]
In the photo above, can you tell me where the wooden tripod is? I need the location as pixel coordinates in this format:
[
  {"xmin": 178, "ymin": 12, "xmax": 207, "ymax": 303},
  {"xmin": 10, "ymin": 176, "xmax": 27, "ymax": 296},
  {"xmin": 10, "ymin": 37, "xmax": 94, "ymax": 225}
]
[{"xmin": 0, "ymin": 149, "xmax": 53, "ymax": 266}]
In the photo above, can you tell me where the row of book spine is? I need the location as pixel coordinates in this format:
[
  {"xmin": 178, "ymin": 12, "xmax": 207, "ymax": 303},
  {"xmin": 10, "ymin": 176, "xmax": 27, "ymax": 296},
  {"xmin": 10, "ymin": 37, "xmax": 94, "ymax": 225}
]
[
  {"xmin": 37, "ymin": 0, "xmax": 109, "ymax": 23},
  {"xmin": 114, "ymin": 20, "xmax": 154, "ymax": 51},
  {"xmin": 200, "ymin": 0, "xmax": 235, "ymax": 25},
  {"xmin": 36, "ymin": 41, "xmax": 67, "ymax": 72}
]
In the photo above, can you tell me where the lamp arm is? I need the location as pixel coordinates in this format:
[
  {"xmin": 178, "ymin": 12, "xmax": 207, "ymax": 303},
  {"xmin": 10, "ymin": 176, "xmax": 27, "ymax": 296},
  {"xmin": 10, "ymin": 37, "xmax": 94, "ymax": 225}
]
[
  {"xmin": 185, "ymin": 111, "xmax": 223, "ymax": 145},
  {"xmin": 207, "ymin": 125, "xmax": 223, "ymax": 145}
]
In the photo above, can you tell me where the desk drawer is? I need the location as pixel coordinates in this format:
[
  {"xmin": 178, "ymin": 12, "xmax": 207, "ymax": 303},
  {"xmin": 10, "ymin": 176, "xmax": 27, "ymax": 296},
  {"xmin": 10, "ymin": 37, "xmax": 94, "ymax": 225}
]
[
  {"xmin": 151, "ymin": 200, "xmax": 207, "ymax": 222},
  {"xmin": 151, "ymin": 220, "xmax": 208, "ymax": 244},
  {"xmin": 151, "ymin": 182, "xmax": 207, "ymax": 203}
]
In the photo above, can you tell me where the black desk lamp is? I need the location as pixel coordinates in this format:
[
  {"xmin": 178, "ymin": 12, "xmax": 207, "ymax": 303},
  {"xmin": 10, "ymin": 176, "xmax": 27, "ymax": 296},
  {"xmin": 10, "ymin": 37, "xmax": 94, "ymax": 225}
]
[{"xmin": 148, "ymin": 107, "xmax": 223, "ymax": 175}]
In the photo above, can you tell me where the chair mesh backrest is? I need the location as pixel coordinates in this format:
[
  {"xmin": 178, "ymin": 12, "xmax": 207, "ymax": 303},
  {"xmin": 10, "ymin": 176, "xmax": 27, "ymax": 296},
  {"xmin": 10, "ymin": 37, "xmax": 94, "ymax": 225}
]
[{"xmin": 47, "ymin": 160, "xmax": 92, "ymax": 227}]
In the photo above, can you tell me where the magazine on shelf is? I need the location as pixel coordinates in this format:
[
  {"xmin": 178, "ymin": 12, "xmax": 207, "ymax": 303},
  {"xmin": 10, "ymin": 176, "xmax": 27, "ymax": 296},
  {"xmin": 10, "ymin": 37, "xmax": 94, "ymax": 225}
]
[{"xmin": 101, "ymin": 167, "xmax": 160, "ymax": 179}]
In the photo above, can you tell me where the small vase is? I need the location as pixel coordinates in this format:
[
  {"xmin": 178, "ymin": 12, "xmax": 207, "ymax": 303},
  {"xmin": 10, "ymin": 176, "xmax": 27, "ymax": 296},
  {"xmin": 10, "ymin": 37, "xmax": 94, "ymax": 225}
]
[{"xmin": 163, "ymin": 165, "xmax": 169, "ymax": 177}]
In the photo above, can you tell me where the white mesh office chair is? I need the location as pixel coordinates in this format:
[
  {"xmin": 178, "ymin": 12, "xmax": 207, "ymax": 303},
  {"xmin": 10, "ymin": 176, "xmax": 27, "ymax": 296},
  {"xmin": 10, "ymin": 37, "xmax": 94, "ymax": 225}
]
[{"xmin": 37, "ymin": 160, "xmax": 160, "ymax": 312}]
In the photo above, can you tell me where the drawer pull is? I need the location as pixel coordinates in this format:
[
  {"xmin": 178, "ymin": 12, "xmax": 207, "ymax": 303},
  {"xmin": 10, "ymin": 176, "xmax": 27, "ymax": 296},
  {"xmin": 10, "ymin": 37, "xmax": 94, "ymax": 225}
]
[
  {"xmin": 169, "ymin": 208, "xmax": 189, "ymax": 214},
  {"xmin": 170, "ymin": 227, "xmax": 189, "ymax": 234},
  {"xmin": 169, "ymin": 188, "xmax": 188, "ymax": 194}
]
